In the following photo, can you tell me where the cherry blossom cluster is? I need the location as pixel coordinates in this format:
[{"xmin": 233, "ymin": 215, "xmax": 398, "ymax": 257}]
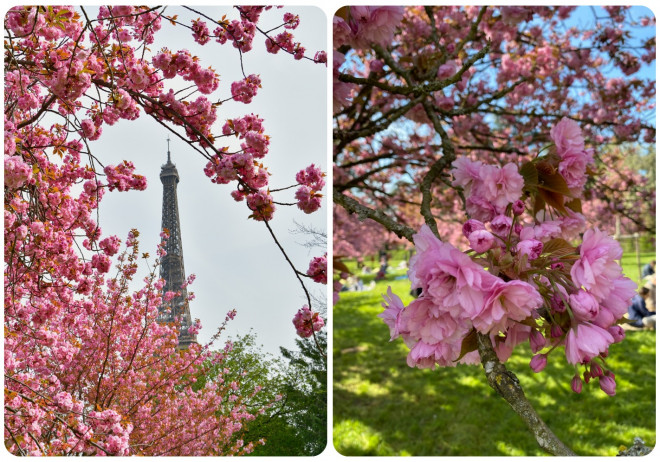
[
  {"xmin": 199, "ymin": 6, "xmax": 323, "ymax": 62},
  {"xmin": 153, "ymin": 49, "xmax": 220, "ymax": 94},
  {"xmin": 295, "ymin": 164, "xmax": 325, "ymax": 214},
  {"xmin": 203, "ymin": 113, "xmax": 277, "ymax": 221},
  {"xmin": 104, "ymin": 161, "xmax": 148, "ymax": 192},
  {"xmin": 266, "ymin": 31, "xmax": 306, "ymax": 60},
  {"xmin": 307, "ymin": 254, "xmax": 327, "ymax": 284},
  {"xmin": 231, "ymin": 74, "xmax": 262, "ymax": 104},
  {"xmin": 245, "ymin": 190, "xmax": 275, "ymax": 222},
  {"xmin": 6, "ymin": 231, "xmax": 265, "ymax": 455},
  {"xmin": 192, "ymin": 18, "xmax": 211, "ymax": 45},
  {"xmin": 380, "ymin": 118, "xmax": 636, "ymax": 396},
  {"xmin": 213, "ymin": 17, "xmax": 257, "ymax": 52},
  {"xmin": 332, "ymin": 7, "xmax": 405, "ymax": 112},
  {"xmin": 333, "ymin": 6, "xmax": 406, "ymax": 49},
  {"xmin": 4, "ymin": 154, "xmax": 33, "ymax": 190},
  {"xmin": 292, "ymin": 305, "xmax": 325, "ymax": 338},
  {"xmin": 95, "ymin": 6, "xmax": 162, "ymax": 44}
]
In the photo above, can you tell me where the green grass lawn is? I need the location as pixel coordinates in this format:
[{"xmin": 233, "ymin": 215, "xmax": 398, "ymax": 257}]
[{"xmin": 333, "ymin": 253, "xmax": 656, "ymax": 456}]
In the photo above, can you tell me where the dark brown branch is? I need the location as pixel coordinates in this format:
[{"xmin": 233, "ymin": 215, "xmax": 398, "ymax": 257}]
[
  {"xmin": 477, "ymin": 333, "xmax": 576, "ymax": 456},
  {"xmin": 419, "ymin": 100, "xmax": 457, "ymax": 238},
  {"xmin": 333, "ymin": 189, "xmax": 416, "ymax": 242}
]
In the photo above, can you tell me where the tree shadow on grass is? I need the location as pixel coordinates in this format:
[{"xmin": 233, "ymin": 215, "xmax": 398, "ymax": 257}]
[{"xmin": 333, "ymin": 288, "xmax": 656, "ymax": 456}]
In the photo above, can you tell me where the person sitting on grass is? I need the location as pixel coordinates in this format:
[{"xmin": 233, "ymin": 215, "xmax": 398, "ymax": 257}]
[
  {"xmin": 642, "ymin": 260, "xmax": 655, "ymax": 278},
  {"xmin": 628, "ymin": 286, "xmax": 656, "ymax": 329},
  {"xmin": 643, "ymin": 275, "xmax": 656, "ymax": 311}
]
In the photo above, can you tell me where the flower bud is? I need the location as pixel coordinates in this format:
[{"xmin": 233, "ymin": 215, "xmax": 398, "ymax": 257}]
[
  {"xmin": 550, "ymin": 262, "xmax": 565, "ymax": 271},
  {"xmin": 607, "ymin": 325, "xmax": 625, "ymax": 343},
  {"xmin": 462, "ymin": 219, "xmax": 486, "ymax": 238},
  {"xmin": 583, "ymin": 370, "xmax": 592, "ymax": 384},
  {"xmin": 529, "ymin": 330, "xmax": 546, "ymax": 353},
  {"xmin": 550, "ymin": 293, "xmax": 566, "ymax": 313},
  {"xmin": 568, "ymin": 290, "xmax": 599, "ymax": 322},
  {"xmin": 490, "ymin": 215, "xmax": 513, "ymax": 237},
  {"xmin": 571, "ymin": 375, "xmax": 583, "ymax": 394},
  {"xmin": 590, "ymin": 361, "xmax": 603, "ymax": 378},
  {"xmin": 468, "ymin": 229, "xmax": 495, "ymax": 253},
  {"xmin": 530, "ymin": 354, "xmax": 547, "ymax": 373},
  {"xmin": 599, "ymin": 374, "xmax": 616, "ymax": 396},
  {"xmin": 550, "ymin": 324, "xmax": 564, "ymax": 338},
  {"xmin": 512, "ymin": 199, "xmax": 525, "ymax": 216}
]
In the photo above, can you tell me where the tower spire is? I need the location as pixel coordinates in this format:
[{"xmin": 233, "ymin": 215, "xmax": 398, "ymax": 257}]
[{"xmin": 158, "ymin": 140, "xmax": 196, "ymax": 348}]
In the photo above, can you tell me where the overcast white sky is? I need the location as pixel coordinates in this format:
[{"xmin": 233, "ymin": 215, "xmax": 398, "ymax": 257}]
[{"xmin": 94, "ymin": 5, "xmax": 327, "ymax": 356}]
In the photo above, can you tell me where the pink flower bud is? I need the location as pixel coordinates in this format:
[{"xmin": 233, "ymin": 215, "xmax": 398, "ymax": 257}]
[
  {"xmin": 530, "ymin": 354, "xmax": 547, "ymax": 373},
  {"xmin": 590, "ymin": 361, "xmax": 603, "ymax": 378},
  {"xmin": 550, "ymin": 293, "xmax": 566, "ymax": 313},
  {"xmin": 599, "ymin": 374, "xmax": 616, "ymax": 396},
  {"xmin": 490, "ymin": 215, "xmax": 512, "ymax": 237},
  {"xmin": 568, "ymin": 290, "xmax": 599, "ymax": 322},
  {"xmin": 512, "ymin": 199, "xmax": 525, "ymax": 216},
  {"xmin": 468, "ymin": 229, "xmax": 495, "ymax": 253},
  {"xmin": 529, "ymin": 329, "xmax": 546, "ymax": 353},
  {"xmin": 583, "ymin": 370, "xmax": 592, "ymax": 384},
  {"xmin": 462, "ymin": 219, "xmax": 486, "ymax": 238},
  {"xmin": 550, "ymin": 324, "xmax": 564, "ymax": 338},
  {"xmin": 550, "ymin": 262, "xmax": 565, "ymax": 270},
  {"xmin": 607, "ymin": 325, "xmax": 625, "ymax": 343},
  {"xmin": 571, "ymin": 375, "xmax": 583, "ymax": 393}
]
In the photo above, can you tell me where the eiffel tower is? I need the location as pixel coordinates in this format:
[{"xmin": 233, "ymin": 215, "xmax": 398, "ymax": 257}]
[{"xmin": 158, "ymin": 137, "xmax": 196, "ymax": 348}]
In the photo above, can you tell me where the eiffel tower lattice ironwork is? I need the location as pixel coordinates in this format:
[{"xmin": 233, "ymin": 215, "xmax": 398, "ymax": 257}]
[{"xmin": 158, "ymin": 137, "xmax": 196, "ymax": 348}]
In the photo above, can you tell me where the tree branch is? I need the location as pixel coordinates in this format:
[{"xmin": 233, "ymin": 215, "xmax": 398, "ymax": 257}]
[
  {"xmin": 477, "ymin": 333, "xmax": 576, "ymax": 456},
  {"xmin": 333, "ymin": 189, "xmax": 416, "ymax": 242}
]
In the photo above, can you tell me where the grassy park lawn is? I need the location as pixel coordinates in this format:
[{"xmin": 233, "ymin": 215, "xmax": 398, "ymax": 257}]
[{"xmin": 333, "ymin": 252, "xmax": 656, "ymax": 456}]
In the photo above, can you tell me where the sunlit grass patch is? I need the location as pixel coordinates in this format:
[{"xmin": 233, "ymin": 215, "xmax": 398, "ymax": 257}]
[{"xmin": 333, "ymin": 252, "xmax": 656, "ymax": 456}]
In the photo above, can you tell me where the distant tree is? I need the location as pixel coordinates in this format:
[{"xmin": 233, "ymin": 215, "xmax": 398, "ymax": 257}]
[{"xmin": 584, "ymin": 144, "xmax": 655, "ymax": 236}]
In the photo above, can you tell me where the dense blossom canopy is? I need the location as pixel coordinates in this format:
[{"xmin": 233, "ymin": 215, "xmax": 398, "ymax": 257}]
[
  {"xmin": 4, "ymin": 5, "xmax": 325, "ymax": 455},
  {"xmin": 333, "ymin": 5, "xmax": 655, "ymax": 251}
]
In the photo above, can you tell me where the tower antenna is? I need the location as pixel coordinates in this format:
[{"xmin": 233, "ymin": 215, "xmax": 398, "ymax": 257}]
[{"xmin": 166, "ymin": 135, "xmax": 171, "ymax": 163}]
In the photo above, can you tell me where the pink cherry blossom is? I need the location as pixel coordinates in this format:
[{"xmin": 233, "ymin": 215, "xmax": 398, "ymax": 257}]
[
  {"xmin": 564, "ymin": 322, "xmax": 614, "ymax": 365},
  {"xmin": 292, "ymin": 305, "xmax": 324, "ymax": 338},
  {"xmin": 379, "ymin": 286, "xmax": 405, "ymax": 341},
  {"xmin": 570, "ymin": 228, "xmax": 624, "ymax": 300},
  {"xmin": 306, "ymin": 254, "xmax": 327, "ymax": 284},
  {"xmin": 473, "ymin": 280, "xmax": 542, "ymax": 334}
]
